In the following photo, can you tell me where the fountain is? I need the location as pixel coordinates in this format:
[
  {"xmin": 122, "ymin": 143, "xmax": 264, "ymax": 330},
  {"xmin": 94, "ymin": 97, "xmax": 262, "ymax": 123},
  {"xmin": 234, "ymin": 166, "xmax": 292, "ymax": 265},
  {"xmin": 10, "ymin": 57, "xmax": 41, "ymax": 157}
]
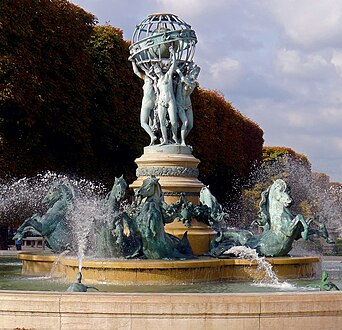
[
  {"xmin": 12, "ymin": 174, "xmax": 324, "ymax": 284},
  {"xmin": 0, "ymin": 12, "xmax": 341, "ymax": 330}
]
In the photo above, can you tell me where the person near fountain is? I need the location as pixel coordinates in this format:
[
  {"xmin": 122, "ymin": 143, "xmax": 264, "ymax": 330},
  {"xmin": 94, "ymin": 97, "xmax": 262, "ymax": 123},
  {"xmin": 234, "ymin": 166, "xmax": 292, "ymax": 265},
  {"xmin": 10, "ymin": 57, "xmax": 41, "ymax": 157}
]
[
  {"xmin": 14, "ymin": 237, "xmax": 22, "ymax": 251},
  {"xmin": 175, "ymin": 62, "xmax": 200, "ymax": 145},
  {"xmin": 153, "ymin": 46, "xmax": 178, "ymax": 145},
  {"xmin": 131, "ymin": 61, "xmax": 158, "ymax": 146}
]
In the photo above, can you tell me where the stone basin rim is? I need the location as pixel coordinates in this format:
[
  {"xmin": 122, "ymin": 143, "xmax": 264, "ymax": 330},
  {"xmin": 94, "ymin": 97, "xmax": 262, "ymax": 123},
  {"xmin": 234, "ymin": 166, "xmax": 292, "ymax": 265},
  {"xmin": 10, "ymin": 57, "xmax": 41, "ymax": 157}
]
[{"xmin": 17, "ymin": 252, "xmax": 320, "ymax": 269}]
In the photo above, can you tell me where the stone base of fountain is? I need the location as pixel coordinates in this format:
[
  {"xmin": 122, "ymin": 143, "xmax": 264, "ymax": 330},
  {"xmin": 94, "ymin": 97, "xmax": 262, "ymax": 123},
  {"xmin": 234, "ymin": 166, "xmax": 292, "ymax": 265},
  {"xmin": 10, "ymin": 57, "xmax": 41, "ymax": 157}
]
[
  {"xmin": 130, "ymin": 145, "xmax": 204, "ymax": 204},
  {"xmin": 1, "ymin": 290, "xmax": 342, "ymax": 330},
  {"xmin": 130, "ymin": 145, "xmax": 214, "ymax": 256},
  {"xmin": 18, "ymin": 252, "xmax": 320, "ymax": 285}
]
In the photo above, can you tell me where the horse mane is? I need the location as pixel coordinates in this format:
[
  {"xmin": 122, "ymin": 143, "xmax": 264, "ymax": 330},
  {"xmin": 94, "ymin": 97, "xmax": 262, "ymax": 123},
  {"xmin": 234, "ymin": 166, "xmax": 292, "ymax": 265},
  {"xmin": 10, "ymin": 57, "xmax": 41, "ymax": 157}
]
[
  {"xmin": 258, "ymin": 179, "xmax": 288, "ymax": 224},
  {"xmin": 150, "ymin": 176, "xmax": 164, "ymax": 202},
  {"xmin": 258, "ymin": 186, "xmax": 270, "ymax": 224},
  {"xmin": 272, "ymin": 179, "xmax": 287, "ymax": 193},
  {"xmin": 57, "ymin": 182, "xmax": 75, "ymax": 203}
]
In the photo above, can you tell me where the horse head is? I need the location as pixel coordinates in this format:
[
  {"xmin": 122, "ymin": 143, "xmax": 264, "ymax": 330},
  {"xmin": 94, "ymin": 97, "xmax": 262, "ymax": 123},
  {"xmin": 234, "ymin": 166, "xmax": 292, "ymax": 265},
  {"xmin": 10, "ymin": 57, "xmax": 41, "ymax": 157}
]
[
  {"xmin": 199, "ymin": 185, "xmax": 224, "ymax": 226},
  {"xmin": 103, "ymin": 176, "xmax": 127, "ymax": 216},
  {"xmin": 200, "ymin": 185, "xmax": 214, "ymax": 209},
  {"xmin": 112, "ymin": 175, "xmax": 127, "ymax": 202},
  {"xmin": 269, "ymin": 179, "xmax": 292, "ymax": 208},
  {"xmin": 135, "ymin": 176, "xmax": 163, "ymax": 204},
  {"xmin": 42, "ymin": 181, "xmax": 74, "ymax": 208},
  {"xmin": 256, "ymin": 179, "xmax": 293, "ymax": 229}
]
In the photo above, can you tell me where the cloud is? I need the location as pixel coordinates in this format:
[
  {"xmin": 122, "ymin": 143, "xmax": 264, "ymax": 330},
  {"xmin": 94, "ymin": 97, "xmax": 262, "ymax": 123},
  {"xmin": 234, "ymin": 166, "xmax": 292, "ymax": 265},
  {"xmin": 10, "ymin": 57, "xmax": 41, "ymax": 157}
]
[
  {"xmin": 62, "ymin": 1, "xmax": 342, "ymax": 182},
  {"xmin": 334, "ymin": 137, "xmax": 342, "ymax": 151},
  {"xmin": 320, "ymin": 107, "xmax": 342, "ymax": 124},
  {"xmin": 331, "ymin": 51, "xmax": 342, "ymax": 77},
  {"xmin": 284, "ymin": 113, "xmax": 308, "ymax": 128},
  {"xmin": 155, "ymin": 0, "xmax": 235, "ymax": 19},
  {"xmin": 241, "ymin": 97, "xmax": 342, "ymax": 181},
  {"xmin": 267, "ymin": 0, "xmax": 342, "ymax": 50},
  {"xmin": 208, "ymin": 57, "xmax": 242, "ymax": 89},
  {"xmin": 276, "ymin": 49, "xmax": 330, "ymax": 79}
]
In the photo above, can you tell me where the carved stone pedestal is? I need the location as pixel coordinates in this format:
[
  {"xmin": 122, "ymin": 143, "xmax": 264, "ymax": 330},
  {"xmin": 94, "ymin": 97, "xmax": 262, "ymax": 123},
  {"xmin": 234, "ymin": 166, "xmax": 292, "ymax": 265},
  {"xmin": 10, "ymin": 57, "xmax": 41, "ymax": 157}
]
[{"xmin": 130, "ymin": 145, "xmax": 215, "ymax": 255}]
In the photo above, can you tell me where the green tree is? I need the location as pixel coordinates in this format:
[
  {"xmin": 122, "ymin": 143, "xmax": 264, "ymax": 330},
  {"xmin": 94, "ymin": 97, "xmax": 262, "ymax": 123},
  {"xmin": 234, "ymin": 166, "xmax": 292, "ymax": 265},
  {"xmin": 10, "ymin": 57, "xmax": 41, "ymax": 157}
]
[
  {"xmin": 190, "ymin": 89, "xmax": 263, "ymax": 201},
  {"xmin": 87, "ymin": 26, "xmax": 144, "ymax": 183},
  {"xmin": 0, "ymin": 0, "xmax": 96, "ymax": 177}
]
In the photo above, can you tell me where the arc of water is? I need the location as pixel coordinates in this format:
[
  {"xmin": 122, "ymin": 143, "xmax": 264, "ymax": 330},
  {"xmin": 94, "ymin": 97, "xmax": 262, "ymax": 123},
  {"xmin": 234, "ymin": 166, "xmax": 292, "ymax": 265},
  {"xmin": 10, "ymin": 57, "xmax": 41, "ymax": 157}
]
[
  {"xmin": 226, "ymin": 246, "xmax": 295, "ymax": 289},
  {"xmin": 49, "ymin": 250, "xmax": 70, "ymax": 278}
]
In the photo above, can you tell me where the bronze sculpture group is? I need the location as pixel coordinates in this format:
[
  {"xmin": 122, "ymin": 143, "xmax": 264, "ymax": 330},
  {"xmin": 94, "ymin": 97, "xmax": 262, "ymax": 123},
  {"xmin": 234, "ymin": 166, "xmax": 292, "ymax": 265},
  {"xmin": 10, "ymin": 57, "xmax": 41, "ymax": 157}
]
[
  {"xmin": 13, "ymin": 177, "xmax": 333, "ymax": 260},
  {"xmin": 132, "ymin": 46, "xmax": 200, "ymax": 146},
  {"xmin": 13, "ymin": 182, "xmax": 74, "ymax": 252},
  {"xmin": 209, "ymin": 179, "xmax": 333, "ymax": 257},
  {"xmin": 129, "ymin": 13, "xmax": 200, "ymax": 147}
]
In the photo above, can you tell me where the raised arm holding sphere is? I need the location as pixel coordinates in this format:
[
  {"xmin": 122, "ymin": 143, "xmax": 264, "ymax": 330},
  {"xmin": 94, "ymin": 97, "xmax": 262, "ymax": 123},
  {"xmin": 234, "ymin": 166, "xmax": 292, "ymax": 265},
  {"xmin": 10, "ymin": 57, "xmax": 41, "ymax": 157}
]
[
  {"xmin": 132, "ymin": 61, "xmax": 158, "ymax": 145},
  {"xmin": 176, "ymin": 63, "xmax": 200, "ymax": 145}
]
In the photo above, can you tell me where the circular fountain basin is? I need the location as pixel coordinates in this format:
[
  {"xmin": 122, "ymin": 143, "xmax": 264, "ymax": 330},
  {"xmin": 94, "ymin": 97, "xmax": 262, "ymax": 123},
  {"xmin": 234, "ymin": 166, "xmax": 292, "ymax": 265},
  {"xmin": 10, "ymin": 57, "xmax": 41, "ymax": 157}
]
[
  {"xmin": 18, "ymin": 252, "xmax": 320, "ymax": 285},
  {"xmin": 1, "ymin": 255, "xmax": 341, "ymax": 329}
]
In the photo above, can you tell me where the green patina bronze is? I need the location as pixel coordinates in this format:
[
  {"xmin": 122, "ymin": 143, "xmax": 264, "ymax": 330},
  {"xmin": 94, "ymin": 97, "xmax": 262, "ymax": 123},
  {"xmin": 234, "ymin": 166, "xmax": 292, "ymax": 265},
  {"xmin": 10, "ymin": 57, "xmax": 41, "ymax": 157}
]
[
  {"xmin": 94, "ymin": 175, "xmax": 142, "ymax": 259},
  {"xmin": 158, "ymin": 186, "xmax": 226, "ymax": 230},
  {"xmin": 12, "ymin": 175, "xmax": 196, "ymax": 260},
  {"xmin": 129, "ymin": 14, "xmax": 200, "ymax": 147},
  {"xmin": 13, "ymin": 174, "xmax": 333, "ymax": 260},
  {"xmin": 95, "ymin": 175, "xmax": 196, "ymax": 259},
  {"xmin": 66, "ymin": 272, "xmax": 99, "ymax": 292},
  {"xmin": 209, "ymin": 179, "xmax": 333, "ymax": 257},
  {"xmin": 320, "ymin": 271, "xmax": 340, "ymax": 291},
  {"xmin": 13, "ymin": 182, "xmax": 75, "ymax": 252},
  {"xmin": 126, "ymin": 176, "xmax": 194, "ymax": 259},
  {"xmin": 197, "ymin": 185, "xmax": 225, "ymax": 229}
]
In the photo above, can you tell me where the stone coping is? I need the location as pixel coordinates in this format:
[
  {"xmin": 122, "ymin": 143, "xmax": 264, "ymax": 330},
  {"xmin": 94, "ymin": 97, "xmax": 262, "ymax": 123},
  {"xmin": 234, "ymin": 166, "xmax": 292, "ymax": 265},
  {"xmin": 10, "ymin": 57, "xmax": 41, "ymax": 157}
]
[
  {"xmin": 18, "ymin": 252, "xmax": 320, "ymax": 284},
  {"xmin": 0, "ymin": 290, "xmax": 341, "ymax": 329},
  {"xmin": 18, "ymin": 252, "xmax": 320, "ymax": 269}
]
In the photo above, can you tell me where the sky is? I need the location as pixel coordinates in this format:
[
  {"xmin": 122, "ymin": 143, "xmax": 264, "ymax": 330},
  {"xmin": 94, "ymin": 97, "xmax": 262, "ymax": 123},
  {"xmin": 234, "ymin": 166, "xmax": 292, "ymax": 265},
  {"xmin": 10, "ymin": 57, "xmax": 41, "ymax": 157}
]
[{"xmin": 71, "ymin": 0, "xmax": 342, "ymax": 183}]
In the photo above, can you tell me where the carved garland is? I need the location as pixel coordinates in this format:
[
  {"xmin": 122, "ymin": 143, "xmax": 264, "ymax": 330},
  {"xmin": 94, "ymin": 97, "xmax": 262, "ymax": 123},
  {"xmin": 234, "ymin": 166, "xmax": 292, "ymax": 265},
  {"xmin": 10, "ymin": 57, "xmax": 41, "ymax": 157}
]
[
  {"xmin": 136, "ymin": 166, "xmax": 199, "ymax": 177},
  {"xmin": 163, "ymin": 191, "xmax": 199, "ymax": 197}
]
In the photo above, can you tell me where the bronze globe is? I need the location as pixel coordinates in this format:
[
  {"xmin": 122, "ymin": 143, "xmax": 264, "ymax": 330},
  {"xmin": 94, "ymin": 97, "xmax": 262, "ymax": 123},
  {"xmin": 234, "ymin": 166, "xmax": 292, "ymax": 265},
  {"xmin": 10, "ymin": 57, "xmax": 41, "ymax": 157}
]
[{"xmin": 129, "ymin": 13, "xmax": 197, "ymax": 72}]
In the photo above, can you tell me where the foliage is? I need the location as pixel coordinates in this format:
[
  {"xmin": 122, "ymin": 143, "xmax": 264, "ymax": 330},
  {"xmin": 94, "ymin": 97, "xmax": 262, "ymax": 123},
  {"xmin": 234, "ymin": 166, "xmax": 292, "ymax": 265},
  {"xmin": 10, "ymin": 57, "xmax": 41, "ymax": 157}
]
[
  {"xmin": 0, "ymin": 2, "xmax": 144, "ymax": 184},
  {"xmin": 86, "ymin": 25, "xmax": 144, "ymax": 183},
  {"xmin": 0, "ymin": 0, "xmax": 96, "ymax": 177},
  {"xmin": 262, "ymin": 146, "xmax": 310, "ymax": 166},
  {"xmin": 190, "ymin": 89, "xmax": 263, "ymax": 201}
]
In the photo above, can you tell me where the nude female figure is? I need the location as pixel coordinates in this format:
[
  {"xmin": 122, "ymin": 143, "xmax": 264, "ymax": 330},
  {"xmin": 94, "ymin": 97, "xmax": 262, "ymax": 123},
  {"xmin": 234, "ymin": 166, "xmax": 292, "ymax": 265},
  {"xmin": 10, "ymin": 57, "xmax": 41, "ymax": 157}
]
[
  {"xmin": 176, "ymin": 63, "xmax": 200, "ymax": 145},
  {"xmin": 153, "ymin": 46, "xmax": 178, "ymax": 145},
  {"xmin": 132, "ymin": 61, "xmax": 158, "ymax": 145}
]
